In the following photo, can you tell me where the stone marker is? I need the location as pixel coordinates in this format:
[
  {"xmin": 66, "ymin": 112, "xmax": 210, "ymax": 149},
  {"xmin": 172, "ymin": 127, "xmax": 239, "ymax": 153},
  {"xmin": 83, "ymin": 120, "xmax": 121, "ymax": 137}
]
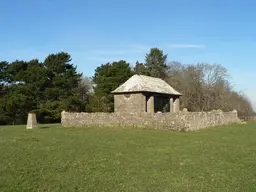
[{"xmin": 26, "ymin": 113, "xmax": 37, "ymax": 129}]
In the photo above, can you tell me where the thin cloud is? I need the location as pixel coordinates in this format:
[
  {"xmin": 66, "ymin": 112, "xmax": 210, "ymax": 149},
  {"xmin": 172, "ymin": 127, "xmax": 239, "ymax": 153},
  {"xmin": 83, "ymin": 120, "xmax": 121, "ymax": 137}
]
[
  {"xmin": 89, "ymin": 48, "xmax": 144, "ymax": 56},
  {"xmin": 128, "ymin": 44, "xmax": 150, "ymax": 52},
  {"xmin": 168, "ymin": 44, "xmax": 206, "ymax": 49}
]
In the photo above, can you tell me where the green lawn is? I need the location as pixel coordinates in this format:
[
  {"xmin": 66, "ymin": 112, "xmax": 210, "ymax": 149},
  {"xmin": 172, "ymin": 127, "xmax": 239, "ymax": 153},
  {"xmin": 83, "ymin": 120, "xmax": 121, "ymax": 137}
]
[{"xmin": 0, "ymin": 122, "xmax": 256, "ymax": 192}]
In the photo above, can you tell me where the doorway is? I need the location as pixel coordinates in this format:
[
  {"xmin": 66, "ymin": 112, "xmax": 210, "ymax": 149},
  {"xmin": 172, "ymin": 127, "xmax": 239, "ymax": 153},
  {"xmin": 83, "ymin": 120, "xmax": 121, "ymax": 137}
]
[{"xmin": 154, "ymin": 96, "xmax": 170, "ymax": 113}]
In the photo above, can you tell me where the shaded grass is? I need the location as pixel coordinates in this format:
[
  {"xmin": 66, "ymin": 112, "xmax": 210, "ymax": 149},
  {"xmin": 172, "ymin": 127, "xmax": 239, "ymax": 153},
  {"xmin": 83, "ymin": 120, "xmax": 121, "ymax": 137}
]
[{"xmin": 0, "ymin": 122, "xmax": 256, "ymax": 191}]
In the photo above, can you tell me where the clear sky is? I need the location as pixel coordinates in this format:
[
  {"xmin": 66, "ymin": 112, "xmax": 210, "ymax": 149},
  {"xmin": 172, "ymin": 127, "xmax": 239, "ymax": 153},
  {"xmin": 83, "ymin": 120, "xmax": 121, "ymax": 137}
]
[{"xmin": 1, "ymin": 0, "xmax": 256, "ymax": 109}]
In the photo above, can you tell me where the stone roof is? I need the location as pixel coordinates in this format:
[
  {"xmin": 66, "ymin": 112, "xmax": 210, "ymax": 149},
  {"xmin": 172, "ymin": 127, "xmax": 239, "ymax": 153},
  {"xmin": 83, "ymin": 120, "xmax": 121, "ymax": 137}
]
[{"xmin": 111, "ymin": 74, "xmax": 182, "ymax": 95}]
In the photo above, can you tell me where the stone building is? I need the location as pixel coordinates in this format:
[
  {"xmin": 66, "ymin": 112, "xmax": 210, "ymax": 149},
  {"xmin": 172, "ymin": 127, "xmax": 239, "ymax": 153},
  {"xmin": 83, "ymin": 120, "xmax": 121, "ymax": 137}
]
[{"xmin": 111, "ymin": 74, "xmax": 182, "ymax": 113}]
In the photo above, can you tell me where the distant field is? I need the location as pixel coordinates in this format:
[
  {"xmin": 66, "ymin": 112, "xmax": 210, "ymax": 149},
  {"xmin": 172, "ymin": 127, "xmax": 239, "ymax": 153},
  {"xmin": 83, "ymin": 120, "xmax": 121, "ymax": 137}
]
[{"xmin": 0, "ymin": 122, "xmax": 256, "ymax": 192}]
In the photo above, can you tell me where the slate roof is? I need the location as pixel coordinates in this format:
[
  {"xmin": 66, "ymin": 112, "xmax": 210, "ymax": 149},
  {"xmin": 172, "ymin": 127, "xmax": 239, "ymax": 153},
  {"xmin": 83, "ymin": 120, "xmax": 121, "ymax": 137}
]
[{"xmin": 111, "ymin": 74, "xmax": 182, "ymax": 95}]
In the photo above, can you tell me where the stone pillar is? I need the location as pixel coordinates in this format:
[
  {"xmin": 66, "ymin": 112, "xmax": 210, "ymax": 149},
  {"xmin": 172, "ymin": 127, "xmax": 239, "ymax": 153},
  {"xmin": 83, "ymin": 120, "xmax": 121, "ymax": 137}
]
[
  {"xmin": 233, "ymin": 109, "xmax": 238, "ymax": 117},
  {"xmin": 169, "ymin": 98, "xmax": 173, "ymax": 112},
  {"xmin": 26, "ymin": 113, "xmax": 37, "ymax": 129},
  {"xmin": 147, "ymin": 96, "xmax": 154, "ymax": 113},
  {"xmin": 173, "ymin": 98, "xmax": 180, "ymax": 112}
]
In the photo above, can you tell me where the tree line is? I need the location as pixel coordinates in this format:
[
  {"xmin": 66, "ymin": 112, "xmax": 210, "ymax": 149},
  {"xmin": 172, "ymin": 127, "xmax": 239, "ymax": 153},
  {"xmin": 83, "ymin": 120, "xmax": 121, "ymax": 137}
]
[{"xmin": 0, "ymin": 48, "xmax": 254, "ymax": 125}]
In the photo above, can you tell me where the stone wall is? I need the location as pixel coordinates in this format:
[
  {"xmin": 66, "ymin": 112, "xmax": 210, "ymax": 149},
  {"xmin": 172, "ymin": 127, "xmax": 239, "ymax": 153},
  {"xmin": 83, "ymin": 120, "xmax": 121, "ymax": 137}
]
[
  {"xmin": 114, "ymin": 93, "xmax": 145, "ymax": 113},
  {"xmin": 61, "ymin": 110, "xmax": 240, "ymax": 132}
]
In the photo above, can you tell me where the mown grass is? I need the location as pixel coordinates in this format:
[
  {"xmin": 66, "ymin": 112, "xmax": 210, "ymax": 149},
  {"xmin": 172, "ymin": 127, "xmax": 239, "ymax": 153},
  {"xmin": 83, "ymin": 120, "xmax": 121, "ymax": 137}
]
[{"xmin": 0, "ymin": 122, "xmax": 256, "ymax": 192}]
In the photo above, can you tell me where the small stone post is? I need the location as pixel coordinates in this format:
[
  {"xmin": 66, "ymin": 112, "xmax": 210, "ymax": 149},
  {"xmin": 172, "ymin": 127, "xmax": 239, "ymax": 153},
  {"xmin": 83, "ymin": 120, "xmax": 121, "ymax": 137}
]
[{"xmin": 26, "ymin": 113, "xmax": 37, "ymax": 129}]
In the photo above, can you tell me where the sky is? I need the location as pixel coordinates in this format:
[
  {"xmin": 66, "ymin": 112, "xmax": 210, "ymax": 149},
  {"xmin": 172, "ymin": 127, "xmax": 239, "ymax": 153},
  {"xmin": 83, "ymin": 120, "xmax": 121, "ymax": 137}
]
[{"xmin": 1, "ymin": 0, "xmax": 256, "ymax": 109}]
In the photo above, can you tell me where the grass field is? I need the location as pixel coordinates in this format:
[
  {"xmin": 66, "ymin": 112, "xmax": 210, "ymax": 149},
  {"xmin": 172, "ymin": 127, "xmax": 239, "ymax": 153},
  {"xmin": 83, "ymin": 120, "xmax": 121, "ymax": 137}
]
[{"xmin": 0, "ymin": 122, "xmax": 256, "ymax": 192}]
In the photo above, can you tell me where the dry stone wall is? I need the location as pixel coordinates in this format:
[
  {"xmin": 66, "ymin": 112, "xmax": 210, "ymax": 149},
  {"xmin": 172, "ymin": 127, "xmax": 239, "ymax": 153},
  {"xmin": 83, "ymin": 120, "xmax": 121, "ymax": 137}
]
[{"xmin": 61, "ymin": 110, "xmax": 240, "ymax": 131}]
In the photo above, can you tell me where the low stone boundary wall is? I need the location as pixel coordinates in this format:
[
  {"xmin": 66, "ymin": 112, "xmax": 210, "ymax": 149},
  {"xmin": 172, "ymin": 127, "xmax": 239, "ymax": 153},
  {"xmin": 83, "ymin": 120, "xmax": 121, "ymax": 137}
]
[{"xmin": 61, "ymin": 110, "xmax": 240, "ymax": 131}]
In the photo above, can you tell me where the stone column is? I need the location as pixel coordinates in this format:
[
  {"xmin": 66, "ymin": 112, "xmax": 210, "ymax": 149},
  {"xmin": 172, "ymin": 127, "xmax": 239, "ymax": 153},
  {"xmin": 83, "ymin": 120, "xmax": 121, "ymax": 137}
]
[
  {"xmin": 147, "ymin": 96, "xmax": 154, "ymax": 113},
  {"xmin": 26, "ymin": 113, "xmax": 37, "ymax": 129},
  {"xmin": 233, "ymin": 109, "xmax": 238, "ymax": 117},
  {"xmin": 173, "ymin": 98, "xmax": 180, "ymax": 112},
  {"xmin": 169, "ymin": 97, "xmax": 173, "ymax": 112}
]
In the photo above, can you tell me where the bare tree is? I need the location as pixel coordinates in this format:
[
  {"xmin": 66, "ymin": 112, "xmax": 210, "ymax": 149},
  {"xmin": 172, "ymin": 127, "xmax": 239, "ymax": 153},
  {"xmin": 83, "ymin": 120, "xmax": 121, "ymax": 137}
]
[
  {"xmin": 81, "ymin": 76, "xmax": 93, "ymax": 89},
  {"xmin": 166, "ymin": 61, "xmax": 254, "ymax": 116}
]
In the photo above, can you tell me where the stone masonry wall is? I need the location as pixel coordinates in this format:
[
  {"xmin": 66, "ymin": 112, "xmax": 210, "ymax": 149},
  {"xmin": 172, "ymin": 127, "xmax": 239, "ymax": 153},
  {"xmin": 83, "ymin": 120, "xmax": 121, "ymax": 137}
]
[
  {"xmin": 114, "ymin": 93, "xmax": 145, "ymax": 113},
  {"xmin": 61, "ymin": 110, "xmax": 240, "ymax": 132}
]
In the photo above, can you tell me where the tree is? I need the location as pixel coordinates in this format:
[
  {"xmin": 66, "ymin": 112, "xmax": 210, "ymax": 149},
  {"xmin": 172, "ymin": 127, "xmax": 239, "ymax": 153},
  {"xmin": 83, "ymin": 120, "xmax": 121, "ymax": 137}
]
[
  {"xmin": 3, "ymin": 84, "xmax": 37, "ymax": 124},
  {"xmin": 0, "ymin": 60, "xmax": 41, "ymax": 124},
  {"xmin": 199, "ymin": 63, "xmax": 230, "ymax": 111},
  {"xmin": 37, "ymin": 52, "xmax": 84, "ymax": 123},
  {"xmin": 43, "ymin": 52, "xmax": 81, "ymax": 100},
  {"xmin": 0, "ymin": 52, "xmax": 90, "ymax": 125},
  {"xmin": 166, "ymin": 61, "xmax": 255, "ymax": 116},
  {"xmin": 0, "ymin": 61, "xmax": 9, "ymax": 84},
  {"xmin": 81, "ymin": 76, "xmax": 94, "ymax": 93},
  {"xmin": 133, "ymin": 61, "xmax": 149, "ymax": 75},
  {"xmin": 0, "ymin": 93, "xmax": 11, "ymax": 125},
  {"xmin": 88, "ymin": 60, "xmax": 133, "ymax": 112},
  {"xmin": 61, "ymin": 78, "xmax": 90, "ymax": 112},
  {"xmin": 145, "ymin": 48, "xmax": 168, "ymax": 79}
]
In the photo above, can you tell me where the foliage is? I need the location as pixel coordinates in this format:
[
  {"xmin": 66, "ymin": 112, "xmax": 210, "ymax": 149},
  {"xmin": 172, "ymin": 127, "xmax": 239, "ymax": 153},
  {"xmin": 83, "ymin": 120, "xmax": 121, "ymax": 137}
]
[
  {"xmin": 133, "ymin": 61, "xmax": 149, "ymax": 75},
  {"xmin": 131, "ymin": 48, "xmax": 253, "ymax": 116},
  {"xmin": 88, "ymin": 60, "xmax": 133, "ymax": 112},
  {"xmin": 133, "ymin": 48, "xmax": 168, "ymax": 79},
  {"xmin": 144, "ymin": 47, "xmax": 168, "ymax": 79},
  {"xmin": 0, "ymin": 61, "xmax": 9, "ymax": 83},
  {"xmin": 1, "ymin": 122, "xmax": 256, "ymax": 191},
  {"xmin": 166, "ymin": 62, "xmax": 254, "ymax": 116},
  {"xmin": 0, "ymin": 52, "xmax": 89, "ymax": 125}
]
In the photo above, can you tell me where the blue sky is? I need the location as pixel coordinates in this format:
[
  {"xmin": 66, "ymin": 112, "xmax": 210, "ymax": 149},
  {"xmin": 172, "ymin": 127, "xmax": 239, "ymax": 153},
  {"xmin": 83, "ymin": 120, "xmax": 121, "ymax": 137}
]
[{"xmin": 1, "ymin": 0, "xmax": 256, "ymax": 109}]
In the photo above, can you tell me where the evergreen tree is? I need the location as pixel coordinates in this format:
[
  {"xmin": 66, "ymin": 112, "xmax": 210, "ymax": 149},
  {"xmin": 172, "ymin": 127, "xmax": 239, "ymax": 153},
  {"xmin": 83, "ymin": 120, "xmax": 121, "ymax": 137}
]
[
  {"xmin": 133, "ymin": 61, "xmax": 149, "ymax": 75},
  {"xmin": 88, "ymin": 60, "xmax": 133, "ymax": 112},
  {"xmin": 145, "ymin": 48, "xmax": 168, "ymax": 79},
  {"xmin": 0, "ymin": 52, "xmax": 89, "ymax": 125},
  {"xmin": 38, "ymin": 52, "xmax": 84, "ymax": 123}
]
